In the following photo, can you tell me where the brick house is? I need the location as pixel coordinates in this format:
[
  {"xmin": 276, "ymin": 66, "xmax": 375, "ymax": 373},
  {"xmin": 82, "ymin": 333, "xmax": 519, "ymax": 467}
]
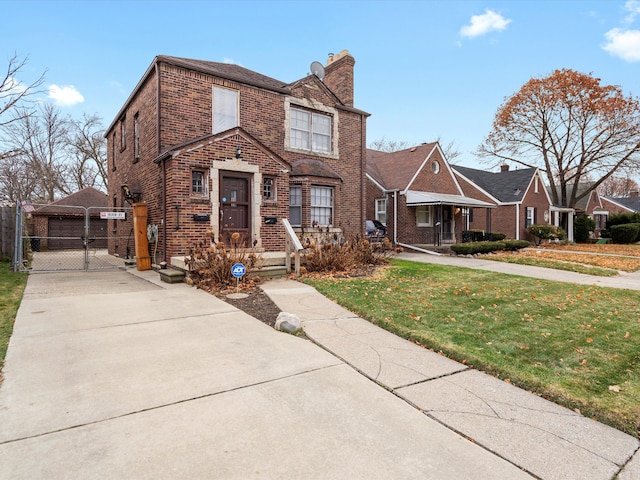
[
  {"xmin": 453, "ymin": 164, "xmax": 556, "ymax": 242},
  {"xmin": 602, "ymin": 193, "xmax": 640, "ymax": 215},
  {"xmin": 105, "ymin": 51, "xmax": 369, "ymax": 264},
  {"xmin": 366, "ymin": 143, "xmax": 494, "ymax": 247}
]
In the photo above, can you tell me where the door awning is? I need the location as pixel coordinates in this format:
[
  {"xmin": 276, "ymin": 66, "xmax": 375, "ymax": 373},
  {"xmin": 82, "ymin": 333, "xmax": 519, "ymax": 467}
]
[{"xmin": 405, "ymin": 190, "xmax": 496, "ymax": 208}]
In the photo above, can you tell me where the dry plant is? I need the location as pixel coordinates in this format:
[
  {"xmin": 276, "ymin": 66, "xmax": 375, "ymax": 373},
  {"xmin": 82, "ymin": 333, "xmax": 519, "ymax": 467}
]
[{"xmin": 186, "ymin": 231, "xmax": 263, "ymax": 292}]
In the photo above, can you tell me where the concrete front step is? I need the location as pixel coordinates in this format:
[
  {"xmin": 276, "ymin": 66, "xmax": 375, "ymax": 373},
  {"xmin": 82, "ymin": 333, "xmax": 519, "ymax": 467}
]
[{"xmin": 169, "ymin": 251, "xmax": 290, "ymax": 280}]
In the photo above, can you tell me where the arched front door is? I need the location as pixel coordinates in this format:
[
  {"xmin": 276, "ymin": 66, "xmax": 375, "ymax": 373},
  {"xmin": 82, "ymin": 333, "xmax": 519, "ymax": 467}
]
[{"xmin": 219, "ymin": 171, "xmax": 251, "ymax": 247}]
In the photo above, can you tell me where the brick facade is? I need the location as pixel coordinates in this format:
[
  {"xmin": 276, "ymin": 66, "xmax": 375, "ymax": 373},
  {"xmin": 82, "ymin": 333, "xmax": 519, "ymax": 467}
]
[{"xmin": 106, "ymin": 53, "xmax": 368, "ymax": 262}]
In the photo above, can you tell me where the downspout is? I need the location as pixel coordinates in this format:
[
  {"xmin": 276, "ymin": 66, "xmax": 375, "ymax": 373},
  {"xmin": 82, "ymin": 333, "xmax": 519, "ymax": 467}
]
[
  {"xmin": 393, "ymin": 190, "xmax": 398, "ymax": 245},
  {"xmin": 155, "ymin": 61, "xmax": 167, "ymax": 263},
  {"xmin": 515, "ymin": 204, "xmax": 520, "ymax": 240},
  {"xmin": 361, "ymin": 115, "xmax": 366, "ymax": 236}
]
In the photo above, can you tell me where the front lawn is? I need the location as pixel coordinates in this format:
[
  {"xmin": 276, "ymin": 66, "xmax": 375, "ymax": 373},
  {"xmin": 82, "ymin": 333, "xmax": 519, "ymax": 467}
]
[
  {"xmin": 0, "ymin": 261, "xmax": 27, "ymax": 378},
  {"xmin": 305, "ymin": 259, "xmax": 640, "ymax": 437}
]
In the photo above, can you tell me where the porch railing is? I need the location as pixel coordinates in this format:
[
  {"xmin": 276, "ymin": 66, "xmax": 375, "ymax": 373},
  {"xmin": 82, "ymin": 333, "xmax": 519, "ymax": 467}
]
[{"xmin": 281, "ymin": 218, "xmax": 303, "ymax": 277}]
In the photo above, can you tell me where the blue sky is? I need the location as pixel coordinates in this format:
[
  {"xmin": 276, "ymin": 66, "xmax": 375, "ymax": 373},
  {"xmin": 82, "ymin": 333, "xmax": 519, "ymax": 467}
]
[{"xmin": 3, "ymin": 0, "xmax": 639, "ymax": 168}]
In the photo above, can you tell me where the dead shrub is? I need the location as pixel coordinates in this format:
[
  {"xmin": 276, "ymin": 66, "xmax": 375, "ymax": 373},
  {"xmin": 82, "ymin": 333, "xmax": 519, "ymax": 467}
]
[
  {"xmin": 302, "ymin": 234, "xmax": 393, "ymax": 274},
  {"xmin": 186, "ymin": 231, "xmax": 263, "ymax": 292}
]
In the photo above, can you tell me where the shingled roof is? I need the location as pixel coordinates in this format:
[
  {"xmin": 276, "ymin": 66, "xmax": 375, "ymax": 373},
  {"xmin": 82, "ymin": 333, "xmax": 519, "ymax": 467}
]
[
  {"xmin": 157, "ymin": 55, "xmax": 291, "ymax": 94},
  {"xmin": 453, "ymin": 165, "xmax": 537, "ymax": 203},
  {"xmin": 366, "ymin": 143, "xmax": 439, "ymax": 191},
  {"xmin": 34, "ymin": 187, "xmax": 108, "ymax": 215},
  {"xmin": 603, "ymin": 196, "xmax": 640, "ymax": 212}
]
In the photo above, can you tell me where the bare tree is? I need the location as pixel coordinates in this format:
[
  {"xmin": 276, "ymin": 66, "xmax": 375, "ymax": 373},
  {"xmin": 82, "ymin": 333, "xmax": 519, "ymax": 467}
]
[
  {"xmin": 66, "ymin": 114, "xmax": 107, "ymax": 192},
  {"xmin": 0, "ymin": 54, "xmax": 47, "ymax": 167},
  {"xmin": 435, "ymin": 136, "xmax": 462, "ymax": 162},
  {"xmin": 3, "ymin": 103, "xmax": 70, "ymax": 202},
  {"xmin": 598, "ymin": 174, "xmax": 640, "ymax": 197},
  {"xmin": 368, "ymin": 137, "xmax": 410, "ymax": 152},
  {"xmin": 478, "ymin": 69, "xmax": 640, "ymax": 208},
  {"xmin": 369, "ymin": 136, "xmax": 462, "ymax": 162}
]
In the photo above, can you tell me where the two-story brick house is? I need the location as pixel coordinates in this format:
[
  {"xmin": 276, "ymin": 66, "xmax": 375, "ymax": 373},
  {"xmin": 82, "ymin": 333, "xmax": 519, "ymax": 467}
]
[{"xmin": 105, "ymin": 51, "xmax": 369, "ymax": 264}]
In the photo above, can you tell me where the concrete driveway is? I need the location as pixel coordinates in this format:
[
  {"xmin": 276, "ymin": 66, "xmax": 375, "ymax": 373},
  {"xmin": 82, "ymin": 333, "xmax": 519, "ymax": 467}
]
[{"xmin": 0, "ymin": 268, "xmax": 531, "ymax": 479}]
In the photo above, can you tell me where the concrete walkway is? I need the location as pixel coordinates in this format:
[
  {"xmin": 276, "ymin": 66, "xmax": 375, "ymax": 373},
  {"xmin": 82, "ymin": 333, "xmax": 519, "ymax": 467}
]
[
  {"xmin": 1, "ymin": 253, "xmax": 639, "ymax": 479},
  {"xmin": 261, "ymin": 252, "xmax": 640, "ymax": 480}
]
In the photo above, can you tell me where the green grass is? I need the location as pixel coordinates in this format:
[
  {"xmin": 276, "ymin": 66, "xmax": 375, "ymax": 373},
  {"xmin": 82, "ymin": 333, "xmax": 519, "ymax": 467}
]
[
  {"xmin": 305, "ymin": 259, "xmax": 640, "ymax": 437},
  {"xmin": 487, "ymin": 255, "xmax": 620, "ymax": 276},
  {"xmin": 0, "ymin": 260, "xmax": 27, "ymax": 375}
]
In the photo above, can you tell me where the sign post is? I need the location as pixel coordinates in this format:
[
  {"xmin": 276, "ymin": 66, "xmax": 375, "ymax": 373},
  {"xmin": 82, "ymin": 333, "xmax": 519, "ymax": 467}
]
[{"xmin": 230, "ymin": 262, "xmax": 246, "ymax": 297}]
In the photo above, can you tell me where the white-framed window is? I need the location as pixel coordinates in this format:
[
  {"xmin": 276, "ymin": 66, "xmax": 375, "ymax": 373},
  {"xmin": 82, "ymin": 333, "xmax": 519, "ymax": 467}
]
[
  {"xmin": 375, "ymin": 198, "xmax": 387, "ymax": 224},
  {"xmin": 213, "ymin": 86, "xmax": 239, "ymax": 134},
  {"xmin": 526, "ymin": 206, "xmax": 536, "ymax": 227},
  {"xmin": 289, "ymin": 186, "xmax": 302, "ymax": 226},
  {"xmin": 263, "ymin": 176, "xmax": 276, "ymax": 201},
  {"xmin": 311, "ymin": 185, "xmax": 333, "ymax": 225},
  {"xmin": 290, "ymin": 107, "xmax": 332, "ymax": 153},
  {"xmin": 191, "ymin": 169, "xmax": 208, "ymax": 197},
  {"xmin": 416, "ymin": 206, "xmax": 432, "ymax": 227}
]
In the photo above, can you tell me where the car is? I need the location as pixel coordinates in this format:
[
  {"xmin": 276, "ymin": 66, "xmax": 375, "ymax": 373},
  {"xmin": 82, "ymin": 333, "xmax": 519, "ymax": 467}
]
[{"xmin": 365, "ymin": 219, "xmax": 386, "ymax": 239}]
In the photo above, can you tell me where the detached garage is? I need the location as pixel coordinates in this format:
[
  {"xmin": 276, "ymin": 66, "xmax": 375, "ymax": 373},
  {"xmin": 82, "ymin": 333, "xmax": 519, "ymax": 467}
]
[{"xmin": 31, "ymin": 187, "xmax": 109, "ymax": 251}]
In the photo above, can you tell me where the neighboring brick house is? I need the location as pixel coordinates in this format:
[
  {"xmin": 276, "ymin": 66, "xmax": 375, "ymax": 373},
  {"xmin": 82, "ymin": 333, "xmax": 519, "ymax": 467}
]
[
  {"xmin": 366, "ymin": 143, "xmax": 494, "ymax": 246},
  {"xmin": 602, "ymin": 193, "xmax": 640, "ymax": 215},
  {"xmin": 105, "ymin": 51, "xmax": 369, "ymax": 263},
  {"xmin": 453, "ymin": 164, "xmax": 556, "ymax": 242}
]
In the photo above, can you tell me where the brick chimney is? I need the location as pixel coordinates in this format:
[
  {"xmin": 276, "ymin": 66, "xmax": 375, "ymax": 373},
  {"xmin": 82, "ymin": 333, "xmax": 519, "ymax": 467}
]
[
  {"xmin": 631, "ymin": 191, "xmax": 639, "ymax": 197},
  {"xmin": 500, "ymin": 164, "xmax": 509, "ymax": 172},
  {"xmin": 323, "ymin": 50, "xmax": 355, "ymax": 107}
]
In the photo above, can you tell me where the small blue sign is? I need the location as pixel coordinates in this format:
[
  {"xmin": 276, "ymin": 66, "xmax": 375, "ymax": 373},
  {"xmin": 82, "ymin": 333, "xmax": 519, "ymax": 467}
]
[{"xmin": 231, "ymin": 263, "xmax": 246, "ymax": 278}]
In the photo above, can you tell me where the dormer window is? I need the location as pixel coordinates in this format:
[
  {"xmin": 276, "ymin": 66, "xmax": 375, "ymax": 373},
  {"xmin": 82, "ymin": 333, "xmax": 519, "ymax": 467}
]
[{"xmin": 290, "ymin": 107, "xmax": 332, "ymax": 153}]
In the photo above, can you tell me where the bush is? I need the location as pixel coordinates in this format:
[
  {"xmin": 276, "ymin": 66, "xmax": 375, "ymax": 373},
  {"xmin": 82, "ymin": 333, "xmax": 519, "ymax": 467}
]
[
  {"xmin": 502, "ymin": 239, "xmax": 531, "ymax": 251},
  {"xmin": 462, "ymin": 230, "xmax": 506, "ymax": 242},
  {"xmin": 186, "ymin": 233, "xmax": 263, "ymax": 291},
  {"xmin": 487, "ymin": 231, "xmax": 507, "ymax": 241},
  {"xmin": 302, "ymin": 235, "xmax": 393, "ymax": 273},
  {"xmin": 527, "ymin": 224, "xmax": 566, "ymax": 245},
  {"xmin": 574, "ymin": 214, "xmax": 595, "ymax": 243},
  {"xmin": 451, "ymin": 241, "xmax": 505, "ymax": 255},
  {"xmin": 610, "ymin": 223, "xmax": 640, "ymax": 244},
  {"xmin": 451, "ymin": 239, "xmax": 530, "ymax": 255}
]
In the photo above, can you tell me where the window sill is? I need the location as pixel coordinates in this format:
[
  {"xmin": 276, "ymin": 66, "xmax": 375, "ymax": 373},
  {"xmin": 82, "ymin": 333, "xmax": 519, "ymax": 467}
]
[
  {"xmin": 285, "ymin": 146, "xmax": 338, "ymax": 160},
  {"xmin": 189, "ymin": 196, "xmax": 210, "ymax": 204}
]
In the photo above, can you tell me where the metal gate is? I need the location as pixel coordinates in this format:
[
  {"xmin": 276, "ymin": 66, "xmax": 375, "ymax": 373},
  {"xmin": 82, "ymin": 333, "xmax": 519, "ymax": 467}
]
[{"xmin": 13, "ymin": 202, "xmax": 133, "ymax": 272}]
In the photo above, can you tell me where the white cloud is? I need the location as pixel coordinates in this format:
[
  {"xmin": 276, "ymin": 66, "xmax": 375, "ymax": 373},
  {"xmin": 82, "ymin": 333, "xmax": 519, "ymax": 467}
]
[
  {"xmin": 460, "ymin": 9, "xmax": 511, "ymax": 38},
  {"xmin": 223, "ymin": 57, "xmax": 243, "ymax": 66},
  {"xmin": 624, "ymin": 0, "xmax": 640, "ymax": 24},
  {"xmin": 602, "ymin": 28, "xmax": 640, "ymax": 62},
  {"xmin": 48, "ymin": 84, "xmax": 84, "ymax": 106}
]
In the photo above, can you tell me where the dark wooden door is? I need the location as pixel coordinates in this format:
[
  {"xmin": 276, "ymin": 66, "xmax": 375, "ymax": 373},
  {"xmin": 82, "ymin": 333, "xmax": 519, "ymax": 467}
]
[{"xmin": 220, "ymin": 173, "xmax": 251, "ymax": 247}]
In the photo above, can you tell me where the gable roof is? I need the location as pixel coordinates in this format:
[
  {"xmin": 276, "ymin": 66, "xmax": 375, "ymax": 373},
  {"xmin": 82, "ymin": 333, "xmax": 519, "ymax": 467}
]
[
  {"xmin": 366, "ymin": 143, "xmax": 440, "ymax": 191},
  {"xmin": 158, "ymin": 55, "xmax": 291, "ymax": 94},
  {"xmin": 453, "ymin": 165, "xmax": 537, "ymax": 203},
  {"xmin": 547, "ymin": 182, "xmax": 598, "ymax": 209},
  {"xmin": 34, "ymin": 187, "xmax": 108, "ymax": 214},
  {"xmin": 603, "ymin": 196, "xmax": 640, "ymax": 212}
]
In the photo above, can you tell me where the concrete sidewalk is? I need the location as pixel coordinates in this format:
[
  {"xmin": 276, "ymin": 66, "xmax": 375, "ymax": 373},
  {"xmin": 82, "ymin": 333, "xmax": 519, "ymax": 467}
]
[
  {"xmin": 261, "ymin": 253, "xmax": 640, "ymax": 480},
  {"xmin": 1, "ymin": 268, "xmax": 535, "ymax": 479}
]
